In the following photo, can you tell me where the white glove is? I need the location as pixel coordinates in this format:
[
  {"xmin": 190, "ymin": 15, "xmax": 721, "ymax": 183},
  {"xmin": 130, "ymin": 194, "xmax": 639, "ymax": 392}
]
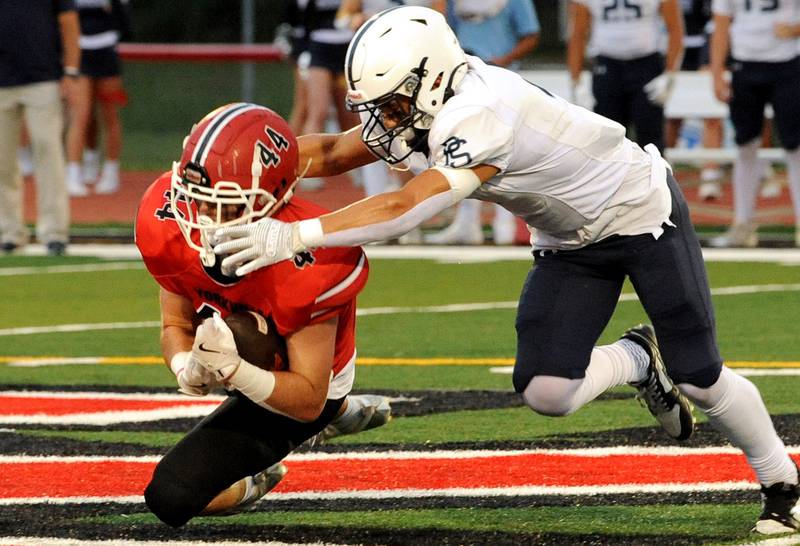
[
  {"xmin": 192, "ymin": 314, "xmax": 242, "ymax": 382},
  {"xmin": 213, "ymin": 218, "xmax": 305, "ymax": 276},
  {"xmin": 643, "ymin": 72, "xmax": 675, "ymax": 107},
  {"xmin": 170, "ymin": 351, "xmax": 217, "ymax": 397},
  {"xmin": 570, "ymin": 75, "xmax": 595, "ymax": 110}
]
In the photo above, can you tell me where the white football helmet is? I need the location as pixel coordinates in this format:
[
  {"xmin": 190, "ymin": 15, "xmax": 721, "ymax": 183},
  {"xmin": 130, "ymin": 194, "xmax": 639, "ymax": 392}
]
[{"xmin": 345, "ymin": 6, "xmax": 468, "ymax": 163}]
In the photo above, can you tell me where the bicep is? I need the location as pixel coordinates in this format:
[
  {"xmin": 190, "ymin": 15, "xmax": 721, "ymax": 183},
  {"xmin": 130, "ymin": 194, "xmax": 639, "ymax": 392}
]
[
  {"xmin": 284, "ymin": 317, "xmax": 338, "ymax": 396},
  {"xmin": 159, "ymin": 288, "xmax": 195, "ymax": 331}
]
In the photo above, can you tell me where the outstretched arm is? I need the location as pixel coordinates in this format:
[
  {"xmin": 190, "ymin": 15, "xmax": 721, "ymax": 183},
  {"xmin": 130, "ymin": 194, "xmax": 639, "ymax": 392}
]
[
  {"xmin": 214, "ymin": 164, "xmax": 499, "ymax": 275},
  {"xmin": 298, "ymin": 125, "xmax": 378, "ymax": 178}
]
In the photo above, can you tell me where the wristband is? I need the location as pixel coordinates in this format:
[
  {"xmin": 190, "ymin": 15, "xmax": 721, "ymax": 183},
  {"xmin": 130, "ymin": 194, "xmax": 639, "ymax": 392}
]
[
  {"xmin": 63, "ymin": 66, "xmax": 80, "ymax": 78},
  {"xmin": 228, "ymin": 360, "xmax": 276, "ymax": 405},
  {"xmin": 169, "ymin": 351, "xmax": 191, "ymax": 376},
  {"xmin": 297, "ymin": 218, "xmax": 325, "ymax": 248}
]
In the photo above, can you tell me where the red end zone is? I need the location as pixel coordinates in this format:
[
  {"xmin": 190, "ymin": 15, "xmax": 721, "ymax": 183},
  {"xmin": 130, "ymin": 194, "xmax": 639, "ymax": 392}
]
[{"xmin": 3, "ymin": 451, "xmax": 798, "ymax": 500}]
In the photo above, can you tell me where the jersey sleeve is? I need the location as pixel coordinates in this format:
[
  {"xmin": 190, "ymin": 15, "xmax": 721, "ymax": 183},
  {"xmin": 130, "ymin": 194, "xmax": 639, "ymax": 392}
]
[
  {"xmin": 428, "ymin": 103, "xmax": 515, "ymax": 172},
  {"xmin": 134, "ymin": 174, "xmax": 193, "ymax": 298},
  {"xmin": 268, "ymin": 248, "xmax": 370, "ymax": 335},
  {"xmin": 511, "ymin": 0, "xmax": 541, "ymax": 36}
]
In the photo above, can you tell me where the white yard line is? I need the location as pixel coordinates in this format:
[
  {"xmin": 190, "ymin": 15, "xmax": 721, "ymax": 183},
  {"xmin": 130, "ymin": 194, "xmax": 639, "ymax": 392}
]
[
  {"xmin": 0, "ymin": 262, "xmax": 143, "ymax": 276},
  {"xmin": 3, "ymin": 243, "xmax": 800, "ymax": 264},
  {"xmin": 2, "ymin": 282, "xmax": 799, "ymax": 338}
]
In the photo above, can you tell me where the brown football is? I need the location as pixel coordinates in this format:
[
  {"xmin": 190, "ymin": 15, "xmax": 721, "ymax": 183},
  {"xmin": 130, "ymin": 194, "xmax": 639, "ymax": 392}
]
[{"xmin": 224, "ymin": 311, "xmax": 288, "ymax": 371}]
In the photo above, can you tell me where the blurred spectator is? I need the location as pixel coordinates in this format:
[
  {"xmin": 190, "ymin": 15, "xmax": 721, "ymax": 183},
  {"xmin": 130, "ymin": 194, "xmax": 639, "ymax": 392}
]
[
  {"xmin": 568, "ymin": 0, "xmax": 685, "ymax": 154},
  {"xmin": 298, "ymin": 0, "xmax": 360, "ymax": 190},
  {"xmin": 425, "ymin": 0, "xmax": 540, "ymax": 245},
  {"xmin": 0, "ymin": 0, "xmax": 80, "ymax": 256},
  {"xmin": 66, "ymin": 0, "xmax": 131, "ymax": 196},
  {"xmin": 709, "ymin": 0, "xmax": 800, "ymax": 248},
  {"xmin": 665, "ymin": 0, "xmax": 726, "ymax": 201},
  {"xmin": 277, "ymin": 1, "xmax": 312, "ymax": 136}
]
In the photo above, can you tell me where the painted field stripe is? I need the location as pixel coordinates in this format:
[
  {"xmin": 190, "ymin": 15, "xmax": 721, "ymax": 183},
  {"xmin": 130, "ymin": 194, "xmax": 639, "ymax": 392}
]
[
  {"xmin": 2, "ymin": 282, "xmax": 799, "ymax": 339},
  {"xmin": 0, "ymin": 262, "xmax": 143, "ymax": 277},
  {"xmin": 1, "ymin": 452, "xmax": 798, "ymax": 500},
  {"xmin": 2, "ymin": 356, "xmax": 800, "ymax": 368}
]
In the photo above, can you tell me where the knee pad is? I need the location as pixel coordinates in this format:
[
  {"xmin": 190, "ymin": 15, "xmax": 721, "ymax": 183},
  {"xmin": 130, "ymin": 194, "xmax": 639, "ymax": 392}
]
[
  {"xmin": 144, "ymin": 464, "xmax": 201, "ymax": 528},
  {"xmin": 521, "ymin": 375, "xmax": 583, "ymax": 417}
]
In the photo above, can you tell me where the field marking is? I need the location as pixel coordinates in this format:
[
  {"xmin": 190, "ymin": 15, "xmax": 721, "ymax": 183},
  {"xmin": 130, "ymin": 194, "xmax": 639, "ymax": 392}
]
[
  {"xmin": 0, "ymin": 262, "xmax": 144, "ymax": 276},
  {"xmin": 6, "ymin": 243, "xmax": 800, "ymax": 264},
  {"xmin": 1, "ymin": 355, "xmax": 799, "ymax": 368},
  {"xmin": 2, "ymin": 282, "xmax": 800, "ymax": 339}
]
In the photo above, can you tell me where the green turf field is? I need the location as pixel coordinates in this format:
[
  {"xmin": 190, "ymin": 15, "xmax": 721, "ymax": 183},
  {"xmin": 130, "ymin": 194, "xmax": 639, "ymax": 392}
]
[{"xmin": 1, "ymin": 252, "xmax": 799, "ymax": 545}]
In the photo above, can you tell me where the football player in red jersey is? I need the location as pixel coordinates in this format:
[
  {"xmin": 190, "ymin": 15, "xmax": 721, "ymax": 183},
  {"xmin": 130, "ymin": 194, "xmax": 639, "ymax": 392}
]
[{"xmin": 136, "ymin": 103, "xmax": 390, "ymax": 527}]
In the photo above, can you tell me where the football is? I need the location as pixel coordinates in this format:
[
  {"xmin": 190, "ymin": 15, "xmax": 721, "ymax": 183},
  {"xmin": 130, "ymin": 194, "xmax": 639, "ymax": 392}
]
[{"xmin": 224, "ymin": 311, "xmax": 288, "ymax": 371}]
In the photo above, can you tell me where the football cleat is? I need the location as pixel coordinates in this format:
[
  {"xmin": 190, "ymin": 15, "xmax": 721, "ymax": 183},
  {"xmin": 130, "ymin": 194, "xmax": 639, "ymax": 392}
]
[
  {"xmin": 624, "ymin": 324, "xmax": 695, "ymax": 441},
  {"xmin": 304, "ymin": 394, "xmax": 392, "ymax": 447},
  {"xmin": 213, "ymin": 462, "xmax": 287, "ymax": 516},
  {"xmin": 754, "ymin": 463, "xmax": 800, "ymax": 534}
]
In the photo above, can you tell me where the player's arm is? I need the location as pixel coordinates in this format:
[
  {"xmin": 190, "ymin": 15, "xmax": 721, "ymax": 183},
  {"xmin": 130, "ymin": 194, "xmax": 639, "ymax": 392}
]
[
  {"xmin": 159, "ymin": 288, "xmax": 195, "ymax": 365},
  {"xmin": 298, "ymin": 125, "xmax": 378, "ymax": 178},
  {"xmin": 709, "ymin": 13, "xmax": 732, "ymax": 102},
  {"xmin": 214, "ymin": 164, "xmax": 498, "ymax": 276},
  {"xmin": 160, "ymin": 288, "xmax": 218, "ymax": 396},
  {"xmin": 566, "ymin": 2, "xmax": 591, "ymax": 87},
  {"xmin": 58, "ymin": 8, "xmax": 81, "ymax": 101},
  {"xmin": 192, "ymin": 315, "xmax": 338, "ymax": 422},
  {"xmin": 660, "ymin": 0, "xmax": 685, "ymax": 73}
]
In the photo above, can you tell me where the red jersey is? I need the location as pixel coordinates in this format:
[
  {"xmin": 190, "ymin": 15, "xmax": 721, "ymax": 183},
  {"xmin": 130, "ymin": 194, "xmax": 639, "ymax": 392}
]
[{"xmin": 135, "ymin": 173, "xmax": 369, "ymax": 391}]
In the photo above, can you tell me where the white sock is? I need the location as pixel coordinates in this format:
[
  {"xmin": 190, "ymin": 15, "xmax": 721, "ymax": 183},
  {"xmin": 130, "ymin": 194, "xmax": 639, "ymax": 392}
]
[
  {"xmin": 83, "ymin": 148, "xmax": 99, "ymax": 166},
  {"xmin": 679, "ymin": 367, "xmax": 797, "ymax": 486},
  {"xmin": 732, "ymin": 139, "xmax": 761, "ymax": 224},
  {"xmin": 67, "ymin": 162, "xmax": 82, "ymax": 184},
  {"xmin": 783, "ymin": 148, "xmax": 800, "ymax": 221},
  {"xmin": 522, "ymin": 340, "xmax": 647, "ymax": 416},
  {"xmin": 101, "ymin": 160, "xmax": 119, "ymax": 178}
]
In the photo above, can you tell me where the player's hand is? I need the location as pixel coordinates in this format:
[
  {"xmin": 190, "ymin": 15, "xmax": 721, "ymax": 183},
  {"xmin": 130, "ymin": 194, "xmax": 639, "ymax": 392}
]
[
  {"xmin": 171, "ymin": 352, "xmax": 217, "ymax": 397},
  {"xmin": 213, "ymin": 218, "xmax": 305, "ymax": 276},
  {"xmin": 713, "ymin": 73, "xmax": 731, "ymax": 103},
  {"xmin": 643, "ymin": 72, "xmax": 675, "ymax": 106},
  {"xmin": 570, "ymin": 75, "xmax": 594, "ymax": 110},
  {"xmin": 192, "ymin": 314, "xmax": 242, "ymax": 382}
]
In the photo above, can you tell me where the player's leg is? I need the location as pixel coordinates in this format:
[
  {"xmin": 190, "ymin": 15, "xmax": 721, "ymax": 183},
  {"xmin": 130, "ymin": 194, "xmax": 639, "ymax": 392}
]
[
  {"xmin": 711, "ymin": 63, "xmax": 767, "ymax": 248},
  {"xmin": 768, "ymin": 59, "xmax": 800, "ymax": 247},
  {"xmin": 591, "ymin": 56, "xmax": 629, "ymax": 130},
  {"xmin": 629, "ymin": 175, "xmax": 799, "ymax": 533},
  {"xmin": 144, "ymin": 393, "xmax": 343, "ymax": 527},
  {"xmin": 630, "ymin": 53, "xmax": 665, "ymax": 152},
  {"xmin": 94, "ymin": 75, "xmax": 127, "ymax": 194},
  {"xmin": 513, "ymin": 245, "xmax": 646, "ymax": 417}
]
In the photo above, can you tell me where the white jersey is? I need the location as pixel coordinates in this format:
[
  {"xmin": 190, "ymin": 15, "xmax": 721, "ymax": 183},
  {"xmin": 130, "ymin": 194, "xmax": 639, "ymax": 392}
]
[
  {"xmin": 415, "ymin": 56, "xmax": 673, "ymax": 251},
  {"xmin": 576, "ymin": 0, "xmax": 666, "ymax": 59},
  {"xmin": 713, "ymin": 0, "xmax": 800, "ymax": 62}
]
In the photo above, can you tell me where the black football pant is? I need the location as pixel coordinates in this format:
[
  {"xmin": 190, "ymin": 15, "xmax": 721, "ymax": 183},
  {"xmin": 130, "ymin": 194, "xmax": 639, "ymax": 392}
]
[
  {"xmin": 145, "ymin": 391, "xmax": 344, "ymax": 527},
  {"xmin": 513, "ymin": 174, "xmax": 723, "ymax": 391},
  {"xmin": 592, "ymin": 53, "xmax": 666, "ymax": 152}
]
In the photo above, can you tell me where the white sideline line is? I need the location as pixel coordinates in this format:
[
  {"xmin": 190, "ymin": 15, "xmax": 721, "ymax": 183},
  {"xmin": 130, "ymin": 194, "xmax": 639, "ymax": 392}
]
[
  {"xmin": 2, "ymin": 282, "xmax": 800, "ymax": 338},
  {"xmin": 0, "ymin": 262, "xmax": 143, "ymax": 276},
  {"xmin": 3, "ymin": 243, "xmax": 800, "ymax": 264}
]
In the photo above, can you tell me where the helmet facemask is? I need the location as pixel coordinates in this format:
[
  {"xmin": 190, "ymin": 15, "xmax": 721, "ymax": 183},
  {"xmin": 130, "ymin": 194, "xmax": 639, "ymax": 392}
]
[
  {"xmin": 348, "ymin": 62, "xmax": 434, "ymax": 164},
  {"xmin": 170, "ymin": 160, "xmax": 275, "ymax": 267}
]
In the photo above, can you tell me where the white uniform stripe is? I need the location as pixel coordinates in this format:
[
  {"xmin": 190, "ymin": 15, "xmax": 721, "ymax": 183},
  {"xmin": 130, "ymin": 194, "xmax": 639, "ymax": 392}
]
[
  {"xmin": 192, "ymin": 103, "xmax": 260, "ymax": 166},
  {"xmin": 315, "ymin": 253, "xmax": 367, "ymax": 305}
]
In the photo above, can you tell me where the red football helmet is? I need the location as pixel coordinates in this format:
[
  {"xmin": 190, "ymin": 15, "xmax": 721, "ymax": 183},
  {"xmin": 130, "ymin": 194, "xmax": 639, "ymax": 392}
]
[{"xmin": 170, "ymin": 103, "xmax": 300, "ymax": 264}]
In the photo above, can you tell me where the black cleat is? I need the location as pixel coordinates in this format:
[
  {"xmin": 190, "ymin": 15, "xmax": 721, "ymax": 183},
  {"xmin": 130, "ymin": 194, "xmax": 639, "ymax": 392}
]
[
  {"xmin": 624, "ymin": 324, "xmax": 695, "ymax": 441},
  {"xmin": 754, "ymin": 463, "xmax": 800, "ymax": 534}
]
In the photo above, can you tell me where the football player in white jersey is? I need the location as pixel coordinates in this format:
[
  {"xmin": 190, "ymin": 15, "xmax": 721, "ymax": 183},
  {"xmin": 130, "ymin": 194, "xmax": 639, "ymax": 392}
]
[
  {"xmin": 213, "ymin": 6, "xmax": 800, "ymax": 533},
  {"xmin": 567, "ymin": 0, "xmax": 685, "ymax": 153},
  {"xmin": 709, "ymin": 0, "xmax": 800, "ymax": 248}
]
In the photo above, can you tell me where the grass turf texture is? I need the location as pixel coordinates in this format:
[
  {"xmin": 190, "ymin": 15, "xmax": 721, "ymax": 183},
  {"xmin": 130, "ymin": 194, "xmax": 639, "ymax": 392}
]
[{"xmin": 1, "ymin": 255, "xmax": 799, "ymax": 544}]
